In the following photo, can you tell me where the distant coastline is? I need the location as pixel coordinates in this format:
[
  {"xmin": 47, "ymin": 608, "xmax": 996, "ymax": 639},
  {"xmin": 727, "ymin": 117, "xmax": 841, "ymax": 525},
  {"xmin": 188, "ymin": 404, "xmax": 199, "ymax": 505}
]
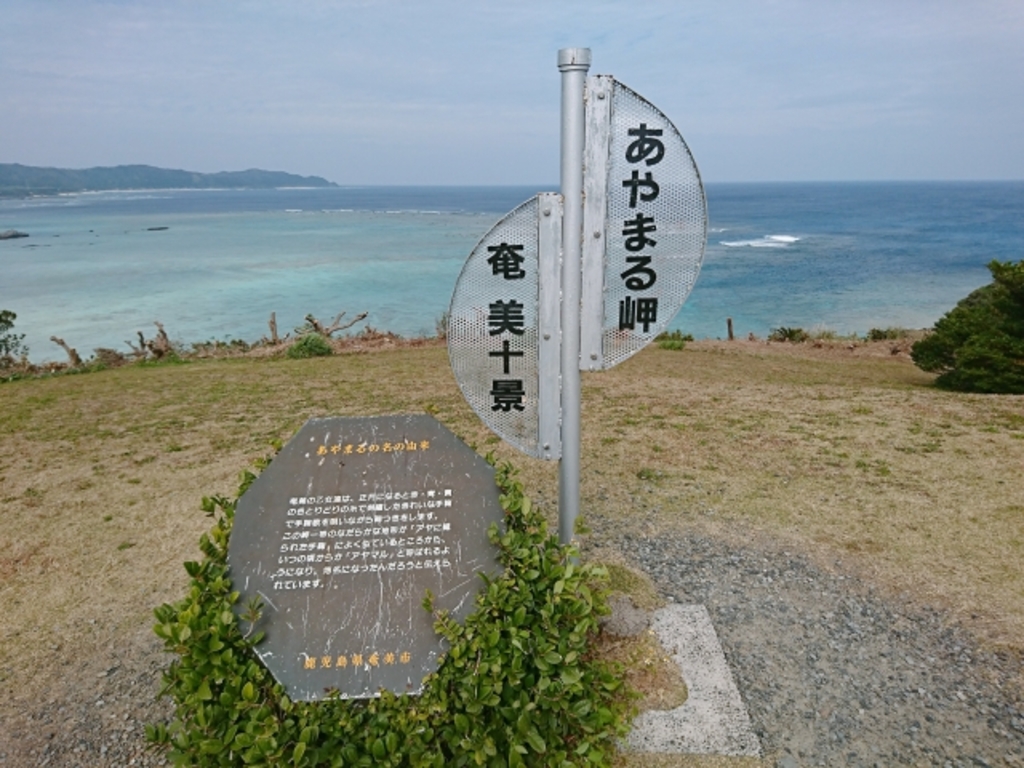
[{"xmin": 0, "ymin": 163, "xmax": 337, "ymax": 198}]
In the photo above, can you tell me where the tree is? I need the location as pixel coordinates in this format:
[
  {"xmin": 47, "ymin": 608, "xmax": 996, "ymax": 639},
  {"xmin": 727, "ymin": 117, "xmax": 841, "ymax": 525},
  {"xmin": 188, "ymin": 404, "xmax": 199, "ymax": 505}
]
[
  {"xmin": 911, "ymin": 259, "xmax": 1024, "ymax": 393},
  {"xmin": 0, "ymin": 309, "xmax": 29, "ymax": 364}
]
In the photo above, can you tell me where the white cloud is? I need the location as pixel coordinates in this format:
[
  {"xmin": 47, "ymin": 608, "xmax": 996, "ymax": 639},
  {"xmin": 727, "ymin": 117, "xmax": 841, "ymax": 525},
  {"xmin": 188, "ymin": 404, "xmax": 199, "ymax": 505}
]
[{"xmin": 1, "ymin": 0, "xmax": 1022, "ymax": 181}]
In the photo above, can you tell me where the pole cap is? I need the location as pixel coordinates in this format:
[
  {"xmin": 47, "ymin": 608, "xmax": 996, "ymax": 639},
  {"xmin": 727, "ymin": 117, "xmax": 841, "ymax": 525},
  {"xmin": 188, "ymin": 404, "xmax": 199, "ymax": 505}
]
[{"xmin": 557, "ymin": 48, "xmax": 592, "ymax": 71}]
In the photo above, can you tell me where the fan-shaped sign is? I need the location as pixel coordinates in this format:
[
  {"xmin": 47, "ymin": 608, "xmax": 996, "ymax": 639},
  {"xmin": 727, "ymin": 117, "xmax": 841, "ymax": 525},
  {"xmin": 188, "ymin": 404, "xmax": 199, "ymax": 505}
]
[
  {"xmin": 447, "ymin": 193, "xmax": 562, "ymax": 460},
  {"xmin": 581, "ymin": 75, "xmax": 708, "ymax": 370}
]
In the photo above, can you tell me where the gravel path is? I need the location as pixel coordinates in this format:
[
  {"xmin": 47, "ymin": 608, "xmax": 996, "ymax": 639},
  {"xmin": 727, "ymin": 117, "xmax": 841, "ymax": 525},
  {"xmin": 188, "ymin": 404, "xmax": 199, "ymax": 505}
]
[
  {"xmin": 0, "ymin": 625, "xmax": 173, "ymax": 768},
  {"xmin": 4, "ymin": 530, "xmax": 1024, "ymax": 767},
  {"xmin": 612, "ymin": 529, "xmax": 1024, "ymax": 767}
]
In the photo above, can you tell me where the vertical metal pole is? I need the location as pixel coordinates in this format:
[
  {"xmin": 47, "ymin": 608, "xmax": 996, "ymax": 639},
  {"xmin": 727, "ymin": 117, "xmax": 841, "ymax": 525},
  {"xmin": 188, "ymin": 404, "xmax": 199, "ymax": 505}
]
[{"xmin": 558, "ymin": 47, "xmax": 590, "ymax": 545}]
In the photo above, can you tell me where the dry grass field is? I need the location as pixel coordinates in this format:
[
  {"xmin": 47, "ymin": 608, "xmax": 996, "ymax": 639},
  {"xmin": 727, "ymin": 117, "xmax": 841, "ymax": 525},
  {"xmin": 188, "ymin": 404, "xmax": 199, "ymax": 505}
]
[{"xmin": 1, "ymin": 338, "xmax": 1022, "ymax": 764}]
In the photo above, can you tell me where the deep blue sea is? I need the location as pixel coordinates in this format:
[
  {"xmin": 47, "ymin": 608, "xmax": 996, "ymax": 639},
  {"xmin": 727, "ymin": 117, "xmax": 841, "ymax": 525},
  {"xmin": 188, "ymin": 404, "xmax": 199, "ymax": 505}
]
[{"xmin": 2, "ymin": 182, "xmax": 1022, "ymax": 362}]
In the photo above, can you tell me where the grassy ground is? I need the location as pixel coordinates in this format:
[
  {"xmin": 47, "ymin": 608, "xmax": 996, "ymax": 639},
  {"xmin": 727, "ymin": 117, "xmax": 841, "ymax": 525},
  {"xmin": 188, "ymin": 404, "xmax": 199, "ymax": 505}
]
[
  {"xmin": 1, "ymin": 339, "xmax": 1022, "ymax": 760},
  {"xmin": 578, "ymin": 341, "xmax": 1024, "ymax": 650}
]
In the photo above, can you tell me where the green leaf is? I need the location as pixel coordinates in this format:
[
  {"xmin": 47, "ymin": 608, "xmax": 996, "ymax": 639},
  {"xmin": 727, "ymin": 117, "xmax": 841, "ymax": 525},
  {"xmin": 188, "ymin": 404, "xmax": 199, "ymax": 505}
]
[
  {"xmin": 524, "ymin": 728, "xmax": 546, "ymax": 754},
  {"xmin": 560, "ymin": 668, "xmax": 582, "ymax": 687},
  {"xmin": 572, "ymin": 699, "xmax": 592, "ymax": 717}
]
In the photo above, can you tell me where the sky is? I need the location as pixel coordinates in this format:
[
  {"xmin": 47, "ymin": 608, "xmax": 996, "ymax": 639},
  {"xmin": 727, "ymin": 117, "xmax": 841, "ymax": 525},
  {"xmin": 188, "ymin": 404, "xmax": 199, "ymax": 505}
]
[{"xmin": 2, "ymin": 0, "xmax": 1023, "ymax": 185}]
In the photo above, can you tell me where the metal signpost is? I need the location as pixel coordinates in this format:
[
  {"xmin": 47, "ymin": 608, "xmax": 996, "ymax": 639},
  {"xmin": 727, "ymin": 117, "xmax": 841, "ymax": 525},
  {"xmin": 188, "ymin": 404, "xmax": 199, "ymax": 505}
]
[
  {"xmin": 558, "ymin": 48, "xmax": 589, "ymax": 545},
  {"xmin": 224, "ymin": 48, "xmax": 705, "ymax": 704},
  {"xmin": 449, "ymin": 48, "xmax": 707, "ymax": 544}
]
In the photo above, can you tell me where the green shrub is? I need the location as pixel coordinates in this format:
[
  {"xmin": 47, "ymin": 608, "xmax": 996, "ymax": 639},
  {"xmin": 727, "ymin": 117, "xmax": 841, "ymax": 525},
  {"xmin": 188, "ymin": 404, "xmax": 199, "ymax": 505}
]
[
  {"xmin": 0, "ymin": 309, "xmax": 28, "ymax": 364},
  {"xmin": 287, "ymin": 333, "xmax": 333, "ymax": 359},
  {"xmin": 147, "ymin": 458, "xmax": 633, "ymax": 767},
  {"xmin": 192, "ymin": 338, "xmax": 252, "ymax": 355},
  {"xmin": 768, "ymin": 326, "xmax": 808, "ymax": 343},
  {"xmin": 866, "ymin": 327, "xmax": 909, "ymax": 342},
  {"xmin": 654, "ymin": 330, "xmax": 693, "ymax": 351},
  {"xmin": 911, "ymin": 259, "xmax": 1024, "ymax": 394}
]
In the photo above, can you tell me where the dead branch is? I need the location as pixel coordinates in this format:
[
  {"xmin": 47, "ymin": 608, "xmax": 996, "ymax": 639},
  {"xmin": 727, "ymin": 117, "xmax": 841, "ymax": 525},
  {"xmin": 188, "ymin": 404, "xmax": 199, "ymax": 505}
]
[
  {"xmin": 50, "ymin": 336, "xmax": 82, "ymax": 367},
  {"xmin": 93, "ymin": 348, "xmax": 127, "ymax": 367},
  {"xmin": 259, "ymin": 312, "xmax": 292, "ymax": 346},
  {"xmin": 269, "ymin": 312, "xmax": 280, "ymax": 344},
  {"xmin": 299, "ymin": 311, "xmax": 369, "ymax": 337},
  {"xmin": 125, "ymin": 332, "xmax": 147, "ymax": 359},
  {"xmin": 125, "ymin": 322, "xmax": 173, "ymax": 359},
  {"xmin": 146, "ymin": 321, "xmax": 172, "ymax": 358}
]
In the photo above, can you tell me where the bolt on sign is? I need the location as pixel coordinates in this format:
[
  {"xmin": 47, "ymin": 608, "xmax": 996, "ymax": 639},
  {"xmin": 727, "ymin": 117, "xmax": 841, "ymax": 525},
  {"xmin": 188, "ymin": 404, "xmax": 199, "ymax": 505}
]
[
  {"xmin": 448, "ymin": 64, "xmax": 706, "ymax": 461},
  {"xmin": 227, "ymin": 415, "xmax": 505, "ymax": 701}
]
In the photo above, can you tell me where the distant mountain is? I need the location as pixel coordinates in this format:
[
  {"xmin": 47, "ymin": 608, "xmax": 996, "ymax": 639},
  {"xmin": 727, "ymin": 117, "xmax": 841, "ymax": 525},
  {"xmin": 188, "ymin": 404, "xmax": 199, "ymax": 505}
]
[{"xmin": 0, "ymin": 163, "xmax": 338, "ymax": 197}]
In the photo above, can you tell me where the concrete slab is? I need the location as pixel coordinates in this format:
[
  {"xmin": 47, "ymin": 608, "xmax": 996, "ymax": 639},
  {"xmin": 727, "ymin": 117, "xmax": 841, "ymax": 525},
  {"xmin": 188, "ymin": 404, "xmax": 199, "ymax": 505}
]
[{"xmin": 624, "ymin": 604, "xmax": 761, "ymax": 757}]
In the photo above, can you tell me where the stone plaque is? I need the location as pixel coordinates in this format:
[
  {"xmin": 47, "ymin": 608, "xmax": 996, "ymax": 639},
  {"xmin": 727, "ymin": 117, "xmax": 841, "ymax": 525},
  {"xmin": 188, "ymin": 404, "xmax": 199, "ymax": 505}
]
[{"xmin": 227, "ymin": 415, "xmax": 505, "ymax": 701}]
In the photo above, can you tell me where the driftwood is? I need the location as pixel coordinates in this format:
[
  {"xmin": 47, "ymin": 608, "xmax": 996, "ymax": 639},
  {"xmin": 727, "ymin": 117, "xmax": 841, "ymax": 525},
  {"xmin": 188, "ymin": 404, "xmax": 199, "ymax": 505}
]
[
  {"xmin": 297, "ymin": 311, "xmax": 368, "ymax": 337},
  {"xmin": 50, "ymin": 336, "xmax": 83, "ymax": 367}
]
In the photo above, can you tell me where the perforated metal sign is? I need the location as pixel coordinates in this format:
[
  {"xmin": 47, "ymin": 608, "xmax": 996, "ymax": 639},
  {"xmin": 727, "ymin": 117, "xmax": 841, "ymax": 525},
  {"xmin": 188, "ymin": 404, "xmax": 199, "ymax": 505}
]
[
  {"xmin": 448, "ymin": 68, "xmax": 706, "ymax": 464},
  {"xmin": 448, "ymin": 193, "xmax": 562, "ymax": 460},
  {"xmin": 581, "ymin": 76, "xmax": 707, "ymax": 370}
]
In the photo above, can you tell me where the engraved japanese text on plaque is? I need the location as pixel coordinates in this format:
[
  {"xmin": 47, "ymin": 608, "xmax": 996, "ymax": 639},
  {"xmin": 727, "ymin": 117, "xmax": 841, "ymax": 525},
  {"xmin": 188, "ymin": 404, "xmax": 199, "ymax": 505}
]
[{"xmin": 227, "ymin": 415, "xmax": 504, "ymax": 701}]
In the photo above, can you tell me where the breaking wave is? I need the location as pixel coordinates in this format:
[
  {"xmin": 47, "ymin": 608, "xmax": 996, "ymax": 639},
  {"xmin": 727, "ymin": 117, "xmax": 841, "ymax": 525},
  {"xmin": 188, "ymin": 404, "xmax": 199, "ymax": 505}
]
[{"xmin": 720, "ymin": 234, "xmax": 800, "ymax": 248}]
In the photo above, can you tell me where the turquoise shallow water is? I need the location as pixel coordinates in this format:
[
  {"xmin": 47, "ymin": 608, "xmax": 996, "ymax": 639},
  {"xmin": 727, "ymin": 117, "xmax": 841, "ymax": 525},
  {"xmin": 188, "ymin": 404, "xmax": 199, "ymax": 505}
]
[{"xmin": 2, "ymin": 183, "xmax": 1022, "ymax": 361}]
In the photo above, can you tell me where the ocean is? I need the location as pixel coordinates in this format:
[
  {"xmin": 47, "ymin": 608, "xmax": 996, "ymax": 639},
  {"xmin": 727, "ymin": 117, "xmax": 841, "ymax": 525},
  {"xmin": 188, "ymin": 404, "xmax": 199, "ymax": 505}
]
[{"xmin": 2, "ymin": 182, "xmax": 1022, "ymax": 362}]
